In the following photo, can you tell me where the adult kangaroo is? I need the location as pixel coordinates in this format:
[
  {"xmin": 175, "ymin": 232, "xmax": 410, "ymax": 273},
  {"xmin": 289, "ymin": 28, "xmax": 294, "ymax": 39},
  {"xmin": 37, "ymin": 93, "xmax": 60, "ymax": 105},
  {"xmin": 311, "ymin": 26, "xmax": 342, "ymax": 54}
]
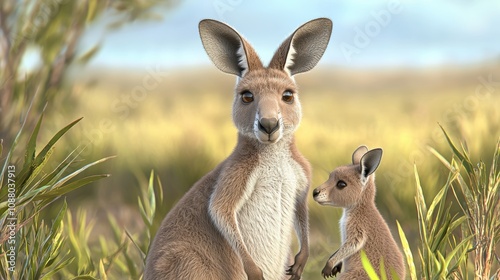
[{"xmin": 145, "ymin": 18, "xmax": 332, "ymax": 280}]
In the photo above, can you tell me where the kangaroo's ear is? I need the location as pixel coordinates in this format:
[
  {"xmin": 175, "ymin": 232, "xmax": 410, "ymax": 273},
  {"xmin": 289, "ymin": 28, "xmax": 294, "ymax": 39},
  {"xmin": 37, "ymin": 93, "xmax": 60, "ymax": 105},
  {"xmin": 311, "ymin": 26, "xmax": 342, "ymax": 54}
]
[
  {"xmin": 199, "ymin": 19, "xmax": 263, "ymax": 77},
  {"xmin": 269, "ymin": 18, "xmax": 332, "ymax": 76},
  {"xmin": 352, "ymin": 145, "xmax": 368, "ymax": 165},
  {"xmin": 359, "ymin": 148, "xmax": 383, "ymax": 184}
]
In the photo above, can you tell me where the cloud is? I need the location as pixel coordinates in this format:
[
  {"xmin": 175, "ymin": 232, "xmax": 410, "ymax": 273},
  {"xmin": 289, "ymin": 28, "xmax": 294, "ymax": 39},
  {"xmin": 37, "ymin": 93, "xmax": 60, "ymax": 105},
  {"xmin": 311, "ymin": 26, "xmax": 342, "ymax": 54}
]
[{"xmin": 83, "ymin": 0, "xmax": 500, "ymax": 69}]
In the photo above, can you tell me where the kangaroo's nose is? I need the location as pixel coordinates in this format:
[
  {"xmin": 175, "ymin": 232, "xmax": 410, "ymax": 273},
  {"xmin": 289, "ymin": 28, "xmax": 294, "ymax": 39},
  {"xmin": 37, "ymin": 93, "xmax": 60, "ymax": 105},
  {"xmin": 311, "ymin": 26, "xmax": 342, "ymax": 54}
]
[
  {"xmin": 312, "ymin": 188, "xmax": 320, "ymax": 198},
  {"xmin": 258, "ymin": 117, "xmax": 279, "ymax": 135}
]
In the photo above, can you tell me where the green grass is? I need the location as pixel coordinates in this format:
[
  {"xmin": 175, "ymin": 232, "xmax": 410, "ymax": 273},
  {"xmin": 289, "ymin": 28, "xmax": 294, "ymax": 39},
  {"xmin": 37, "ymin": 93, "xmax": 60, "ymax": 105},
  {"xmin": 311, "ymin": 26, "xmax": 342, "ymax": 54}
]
[
  {"xmin": 401, "ymin": 133, "xmax": 499, "ymax": 279},
  {"xmin": 0, "ymin": 107, "xmax": 161, "ymax": 278},
  {"xmin": 0, "ymin": 104, "xmax": 112, "ymax": 279},
  {"xmin": 360, "ymin": 133, "xmax": 499, "ymax": 279}
]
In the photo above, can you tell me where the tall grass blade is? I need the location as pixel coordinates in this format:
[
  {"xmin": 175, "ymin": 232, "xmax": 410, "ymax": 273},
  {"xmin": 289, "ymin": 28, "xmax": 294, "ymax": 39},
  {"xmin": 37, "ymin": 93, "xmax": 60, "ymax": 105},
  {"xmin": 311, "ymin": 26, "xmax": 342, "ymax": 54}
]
[
  {"xmin": 23, "ymin": 108, "xmax": 44, "ymax": 171},
  {"xmin": 37, "ymin": 174, "xmax": 110, "ymax": 200},
  {"xmin": 33, "ymin": 117, "xmax": 83, "ymax": 168},
  {"xmin": 48, "ymin": 156, "xmax": 114, "ymax": 192},
  {"xmin": 439, "ymin": 125, "xmax": 475, "ymax": 178},
  {"xmin": 16, "ymin": 117, "xmax": 83, "ymax": 188},
  {"xmin": 444, "ymin": 235, "xmax": 473, "ymax": 275},
  {"xmin": 0, "ymin": 94, "xmax": 35, "ymax": 190},
  {"xmin": 125, "ymin": 229, "xmax": 147, "ymax": 261},
  {"xmin": 360, "ymin": 250, "xmax": 381, "ymax": 280},
  {"xmin": 397, "ymin": 221, "xmax": 417, "ymax": 280},
  {"xmin": 426, "ymin": 183, "xmax": 447, "ymax": 223},
  {"xmin": 99, "ymin": 259, "xmax": 108, "ymax": 280}
]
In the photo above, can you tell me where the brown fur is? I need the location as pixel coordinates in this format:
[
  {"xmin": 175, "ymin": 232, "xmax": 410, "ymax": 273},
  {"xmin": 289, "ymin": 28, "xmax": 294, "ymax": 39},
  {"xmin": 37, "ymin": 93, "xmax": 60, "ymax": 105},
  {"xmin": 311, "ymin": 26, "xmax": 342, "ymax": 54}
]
[
  {"xmin": 146, "ymin": 136, "xmax": 258, "ymax": 280},
  {"xmin": 145, "ymin": 18, "xmax": 332, "ymax": 280},
  {"xmin": 313, "ymin": 146, "xmax": 406, "ymax": 279}
]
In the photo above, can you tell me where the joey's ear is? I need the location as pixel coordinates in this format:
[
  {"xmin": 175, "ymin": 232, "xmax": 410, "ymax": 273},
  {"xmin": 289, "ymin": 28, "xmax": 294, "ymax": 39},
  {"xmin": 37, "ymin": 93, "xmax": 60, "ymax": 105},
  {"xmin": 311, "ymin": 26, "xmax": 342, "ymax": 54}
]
[
  {"xmin": 359, "ymin": 149, "xmax": 383, "ymax": 182},
  {"xmin": 269, "ymin": 18, "xmax": 332, "ymax": 76},
  {"xmin": 199, "ymin": 19, "xmax": 263, "ymax": 77},
  {"xmin": 352, "ymin": 145, "xmax": 368, "ymax": 165}
]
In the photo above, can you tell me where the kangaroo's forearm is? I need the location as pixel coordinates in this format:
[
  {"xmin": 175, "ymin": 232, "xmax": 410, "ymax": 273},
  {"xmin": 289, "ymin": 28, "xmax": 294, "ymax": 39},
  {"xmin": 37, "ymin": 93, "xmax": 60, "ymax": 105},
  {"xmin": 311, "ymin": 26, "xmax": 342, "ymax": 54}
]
[
  {"xmin": 294, "ymin": 188, "xmax": 310, "ymax": 250},
  {"xmin": 327, "ymin": 234, "xmax": 366, "ymax": 266},
  {"xmin": 208, "ymin": 170, "xmax": 257, "ymax": 264},
  {"xmin": 209, "ymin": 204, "xmax": 248, "ymax": 254}
]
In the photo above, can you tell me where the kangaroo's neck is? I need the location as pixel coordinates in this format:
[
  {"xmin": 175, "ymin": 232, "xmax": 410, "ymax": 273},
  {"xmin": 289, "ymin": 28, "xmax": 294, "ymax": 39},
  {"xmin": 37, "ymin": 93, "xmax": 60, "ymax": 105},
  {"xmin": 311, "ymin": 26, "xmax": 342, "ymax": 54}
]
[{"xmin": 346, "ymin": 180, "xmax": 377, "ymax": 215}]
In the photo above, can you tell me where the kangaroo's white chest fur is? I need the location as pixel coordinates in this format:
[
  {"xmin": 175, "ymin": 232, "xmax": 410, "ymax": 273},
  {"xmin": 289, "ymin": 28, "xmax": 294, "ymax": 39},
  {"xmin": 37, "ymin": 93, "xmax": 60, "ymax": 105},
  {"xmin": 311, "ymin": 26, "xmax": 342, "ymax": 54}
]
[
  {"xmin": 340, "ymin": 210, "xmax": 348, "ymax": 243},
  {"xmin": 237, "ymin": 141, "xmax": 307, "ymax": 279}
]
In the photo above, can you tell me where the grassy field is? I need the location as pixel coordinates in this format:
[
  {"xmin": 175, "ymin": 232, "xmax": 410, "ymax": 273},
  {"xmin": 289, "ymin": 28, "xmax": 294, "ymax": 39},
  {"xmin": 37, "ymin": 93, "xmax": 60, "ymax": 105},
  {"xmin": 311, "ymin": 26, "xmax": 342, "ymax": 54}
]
[{"xmin": 9, "ymin": 62, "xmax": 499, "ymax": 278}]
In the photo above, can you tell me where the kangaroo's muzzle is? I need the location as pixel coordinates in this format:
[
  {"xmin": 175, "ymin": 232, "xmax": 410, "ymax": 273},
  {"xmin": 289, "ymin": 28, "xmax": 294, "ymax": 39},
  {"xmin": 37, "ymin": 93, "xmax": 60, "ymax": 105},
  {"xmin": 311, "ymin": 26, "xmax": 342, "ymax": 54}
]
[
  {"xmin": 254, "ymin": 113, "xmax": 283, "ymax": 144},
  {"xmin": 258, "ymin": 117, "xmax": 279, "ymax": 135}
]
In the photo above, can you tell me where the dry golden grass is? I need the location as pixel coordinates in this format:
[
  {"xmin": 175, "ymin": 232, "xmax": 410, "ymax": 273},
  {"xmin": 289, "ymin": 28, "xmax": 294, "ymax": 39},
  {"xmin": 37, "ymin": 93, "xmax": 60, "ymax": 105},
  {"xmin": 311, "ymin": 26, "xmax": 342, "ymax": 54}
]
[{"xmin": 43, "ymin": 63, "xmax": 499, "ymax": 278}]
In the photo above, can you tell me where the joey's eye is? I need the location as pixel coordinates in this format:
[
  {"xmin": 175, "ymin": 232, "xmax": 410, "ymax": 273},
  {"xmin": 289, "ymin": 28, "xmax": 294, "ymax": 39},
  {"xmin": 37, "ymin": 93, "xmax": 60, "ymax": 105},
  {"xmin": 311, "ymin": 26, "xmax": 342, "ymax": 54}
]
[
  {"xmin": 336, "ymin": 180, "xmax": 347, "ymax": 189},
  {"xmin": 282, "ymin": 90, "xmax": 294, "ymax": 103},
  {"xmin": 241, "ymin": 91, "xmax": 254, "ymax": 103}
]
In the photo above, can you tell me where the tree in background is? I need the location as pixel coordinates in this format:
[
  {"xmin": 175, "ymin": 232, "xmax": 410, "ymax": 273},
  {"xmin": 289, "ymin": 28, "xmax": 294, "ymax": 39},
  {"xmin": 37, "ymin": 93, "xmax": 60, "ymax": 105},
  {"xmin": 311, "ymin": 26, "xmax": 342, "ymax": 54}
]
[
  {"xmin": 0, "ymin": 0, "xmax": 179, "ymax": 142},
  {"xmin": 0, "ymin": 1, "xmax": 178, "ymax": 279}
]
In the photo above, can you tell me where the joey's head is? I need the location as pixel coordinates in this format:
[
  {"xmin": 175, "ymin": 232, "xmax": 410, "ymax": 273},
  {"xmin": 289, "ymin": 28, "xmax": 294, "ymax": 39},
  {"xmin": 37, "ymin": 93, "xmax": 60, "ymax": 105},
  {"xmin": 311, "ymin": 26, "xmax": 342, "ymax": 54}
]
[
  {"xmin": 313, "ymin": 146, "xmax": 383, "ymax": 208},
  {"xmin": 199, "ymin": 18, "xmax": 332, "ymax": 144}
]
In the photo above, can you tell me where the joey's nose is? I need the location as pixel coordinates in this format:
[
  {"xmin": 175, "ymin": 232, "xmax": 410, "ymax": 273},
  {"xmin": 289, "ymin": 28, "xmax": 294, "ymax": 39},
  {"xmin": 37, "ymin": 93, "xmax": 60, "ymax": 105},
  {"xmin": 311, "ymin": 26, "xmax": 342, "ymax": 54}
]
[
  {"xmin": 258, "ymin": 117, "xmax": 279, "ymax": 135},
  {"xmin": 312, "ymin": 188, "xmax": 320, "ymax": 198}
]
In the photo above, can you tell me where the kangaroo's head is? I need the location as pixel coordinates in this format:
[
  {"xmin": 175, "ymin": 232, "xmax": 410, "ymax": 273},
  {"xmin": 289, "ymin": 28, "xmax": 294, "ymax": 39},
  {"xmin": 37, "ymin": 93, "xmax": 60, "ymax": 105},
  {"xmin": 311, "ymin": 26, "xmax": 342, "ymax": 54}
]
[
  {"xmin": 199, "ymin": 18, "xmax": 332, "ymax": 144},
  {"xmin": 313, "ymin": 146, "xmax": 383, "ymax": 208}
]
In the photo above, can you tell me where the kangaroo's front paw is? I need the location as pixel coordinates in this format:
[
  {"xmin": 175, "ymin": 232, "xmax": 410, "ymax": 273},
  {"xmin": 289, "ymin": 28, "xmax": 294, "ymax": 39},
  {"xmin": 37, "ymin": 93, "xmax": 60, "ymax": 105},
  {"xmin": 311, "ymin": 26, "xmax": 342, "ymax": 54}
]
[
  {"xmin": 321, "ymin": 261, "xmax": 342, "ymax": 278},
  {"xmin": 286, "ymin": 250, "xmax": 309, "ymax": 280},
  {"xmin": 332, "ymin": 262, "xmax": 342, "ymax": 276},
  {"xmin": 321, "ymin": 261, "xmax": 333, "ymax": 278}
]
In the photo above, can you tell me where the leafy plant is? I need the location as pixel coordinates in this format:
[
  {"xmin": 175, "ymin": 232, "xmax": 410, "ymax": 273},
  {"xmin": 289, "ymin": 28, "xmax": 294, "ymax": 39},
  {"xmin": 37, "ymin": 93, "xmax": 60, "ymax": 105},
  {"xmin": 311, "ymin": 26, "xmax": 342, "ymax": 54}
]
[
  {"xmin": 431, "ymin": 127, "xmax": 500, "ymax": 279},
  {"xmin": 413, "ymin": 163, "xmax": 471, "ymax": 279},
  {"xmin": 57, "ymin": 169, "xmax": 164, "ymax": 279},
  {"xmin": 130, "ymin": 170, "xmax": 164, "ymax": 261},
  {"xmin": 0, "ymin": 0, "xmax": 179, "ymax": 141},
  {"xmin": 0, "ymin": 101, "xmax": 165, "ymax": 279},
  {"xmin": 397, "ymin": 128, "xmax": 499, "ymax": 280},
  {"xmin": 0, "ymin": 104, "xmax": 112, "ymax": 279}
]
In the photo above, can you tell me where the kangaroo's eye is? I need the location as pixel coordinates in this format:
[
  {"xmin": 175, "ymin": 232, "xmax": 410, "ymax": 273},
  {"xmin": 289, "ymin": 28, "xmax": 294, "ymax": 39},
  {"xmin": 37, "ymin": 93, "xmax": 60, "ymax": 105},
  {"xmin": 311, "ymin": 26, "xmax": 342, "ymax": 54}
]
[
  {"xmin": 282, "ymin": 90, "xmax": 294, "ymax": 103},
  {"xmin": 336, "ymin": 180, "xmax": 347, "ymax": 189},
  {"xmin": 241, "ymin": 91, "xmax": 254, "ymax": 103}
]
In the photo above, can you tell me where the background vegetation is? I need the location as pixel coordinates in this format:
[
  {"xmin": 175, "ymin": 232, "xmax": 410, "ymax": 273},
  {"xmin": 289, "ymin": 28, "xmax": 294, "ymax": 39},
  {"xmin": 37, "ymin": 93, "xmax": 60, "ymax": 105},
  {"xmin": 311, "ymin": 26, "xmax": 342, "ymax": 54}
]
[{"xmin": 1, "ymin": 0, "xmax": 499, "ymax": 279}]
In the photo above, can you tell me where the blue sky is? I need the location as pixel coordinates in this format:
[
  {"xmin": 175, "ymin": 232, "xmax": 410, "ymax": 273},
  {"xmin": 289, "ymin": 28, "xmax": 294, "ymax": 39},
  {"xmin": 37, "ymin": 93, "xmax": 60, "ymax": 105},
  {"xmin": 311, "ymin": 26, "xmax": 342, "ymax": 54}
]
[{"xmin": 79, "ymin": 0, "xmax": 500, "ymax": 69}]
